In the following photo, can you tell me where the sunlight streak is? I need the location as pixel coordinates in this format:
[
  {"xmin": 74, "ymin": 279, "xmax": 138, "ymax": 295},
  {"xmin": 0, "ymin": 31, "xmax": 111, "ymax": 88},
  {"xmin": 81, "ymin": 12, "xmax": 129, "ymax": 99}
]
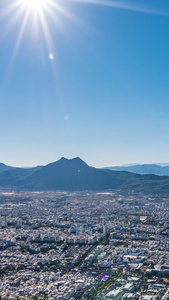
[
  {"xmin": 3, "ymin": 9, "xmax": 30, "ymax": 83},
  {"xmin": 0, "ymin": 0, "xmax": 92, "ymax": 78},
  {"xmin": 44, "ymin": 1, "xmax": 96, "ymax": 59},
  {"xmin": 0, "ymin": 5, "xmax": 26, "ymax": 40},
  {"xmin": 70, "ymin": 0, "xmax": 169, "ymax": 17},
  {"xmin": 44, "ymin": 4, "xmax": 90, "ymax": 49},
  {"xmin": 39, "ymin": 8, "xmax": 54, "ymax": 56},
  {"xmin": 3, "ymin": 0, "xmax": 168, "ymax": 89},
  {"xmin": 49, "ymin": 0, "xmax": 87, "ymax": 28},
  {"xmin": 21, "ymin": 0, "xmax": 50, "ymax": 11},
  {"xmin": 11, "ymin": 9, "xmax": 30, "ymax": 61},
  {"xmin": 0, "ymin": 0, "xmax": 21, "ymax": 20},
  {"xmin": 38, "ymin": 7, "xmax": 58, "ymax": 79}
]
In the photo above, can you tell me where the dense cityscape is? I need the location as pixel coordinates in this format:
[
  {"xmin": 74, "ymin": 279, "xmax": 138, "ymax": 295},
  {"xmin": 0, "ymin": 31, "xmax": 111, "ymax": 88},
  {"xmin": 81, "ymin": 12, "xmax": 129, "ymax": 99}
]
[{"xmin": 1, "ymin": 189, "xmax": 169, "ymax": 299}]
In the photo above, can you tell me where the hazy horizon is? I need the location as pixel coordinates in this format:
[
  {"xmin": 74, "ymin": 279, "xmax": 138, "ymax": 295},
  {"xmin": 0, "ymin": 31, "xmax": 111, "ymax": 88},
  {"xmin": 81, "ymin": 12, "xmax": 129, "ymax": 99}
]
[{"xmin": 2, "ymin": 157, "xmax": 169, "ymax": 169}]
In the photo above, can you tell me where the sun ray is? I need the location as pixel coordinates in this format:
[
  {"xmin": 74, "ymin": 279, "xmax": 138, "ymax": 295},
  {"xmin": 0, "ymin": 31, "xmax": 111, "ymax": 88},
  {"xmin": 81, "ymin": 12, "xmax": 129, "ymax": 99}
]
[
  {"xmin": 44, "ymin": 5, "xmax": 66, "ymax": 30},
  {"xmin": 44, "ymin": 0, "xmax": 97, "ymax": 58},
  {"xmin": 49, "ymin": 0, "xmax": 87, "ymax": 28},
  {"xmin": 0, "ymin": 5, "xmax": 26, "ymax": 41},
  {"xmin": 5, "ymin": 0, "xmax": 169, "ymax": 91},
  {"xmin": 38, "ymin": 7, "xmax": 58, "ymax": 80},
  {"xmin": 69, "ymin": 0, "xmax": 169, "ymax": 17},
  {"xmin": 0, "ymin": 0, "xmax": 22, "ymax": 20},
  {"xmin": 11, "ymin": 9, "xmax": 30, "ymax": 63},
  {"xmin": 3, "ymin": 8, "xmax": 31, "ymax": 85},
  {"xmin": 38, "ymin": 8, "xmax": 54, "ymax": 55},
  {"xmin": 21, "ymin": 0, "xmax": 50, "ymax": 11}
]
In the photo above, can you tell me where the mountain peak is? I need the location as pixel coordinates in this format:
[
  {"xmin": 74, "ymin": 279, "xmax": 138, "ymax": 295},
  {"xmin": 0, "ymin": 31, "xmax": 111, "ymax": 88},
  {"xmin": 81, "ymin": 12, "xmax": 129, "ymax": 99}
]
[
  {"xmin": 59, "ymin": 157, "xmax": 68, "ymax": 162},
  {"xmin": 56, "ymin": 157, "xmax": 87, "ymax": 166},
  {"xmin": 59, "ymin": 157, "xmax": 84, "ymax": 162},
  {"xmin": 71, "ymin": 157, "xmax": 86, "ymax": 163},
  {"xmin": 73, "ymin": 156, "xmax": 81, "ymax": 160}
]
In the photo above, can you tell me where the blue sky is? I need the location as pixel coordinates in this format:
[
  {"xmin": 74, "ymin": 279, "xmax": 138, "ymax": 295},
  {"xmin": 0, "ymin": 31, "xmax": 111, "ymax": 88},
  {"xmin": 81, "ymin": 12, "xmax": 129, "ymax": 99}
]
[{"xmin": 0, "ymin": 0, "xmax": 169, "ymax": 167}]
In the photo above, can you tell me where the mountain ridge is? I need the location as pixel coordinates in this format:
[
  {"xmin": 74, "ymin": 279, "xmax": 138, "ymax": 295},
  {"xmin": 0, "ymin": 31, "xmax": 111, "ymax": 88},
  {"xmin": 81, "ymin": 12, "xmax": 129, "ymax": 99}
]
[
  {"xmin": 0, "ymin": 162, "xmax": 15, "ymax": 174},
  {"xmin": 1, "ymin": 158, "xmax": 169, "ymax": 193},
  {"xmin": 103, "ymin": 163, "xmax": 169, "ymax": 176}
]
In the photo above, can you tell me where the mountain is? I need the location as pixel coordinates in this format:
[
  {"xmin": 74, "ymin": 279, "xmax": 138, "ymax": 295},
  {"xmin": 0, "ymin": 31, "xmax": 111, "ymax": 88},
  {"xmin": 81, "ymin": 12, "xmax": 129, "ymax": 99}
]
[
  {"xmin": 0, "ymin": 166, "xmax": 42, "ymax": 186},
  {"xmin": 0, "ymin": 163, "xmax": 15, "ymax": 174},
  {"xmin": 1, "ymin": 158, "xmax": 169, "ymax": 193},
  {"xmin": 103, "ymin": 164, "xmax": 169, "ymax": 176},
  {"xmin": 11, "ymin": 158, "xmax": 169, "ymax": 193},
  {"xmin": 157, "ymin": 163, "xmax": 169, "ymax": 167},
  {"xmin": 16, "ymin": 157, "xmax": 124, "ymax": 191}
]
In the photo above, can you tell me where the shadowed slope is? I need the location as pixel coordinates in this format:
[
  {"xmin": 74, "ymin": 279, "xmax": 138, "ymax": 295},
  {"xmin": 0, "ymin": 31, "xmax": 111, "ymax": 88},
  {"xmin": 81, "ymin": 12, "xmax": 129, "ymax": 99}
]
[
  {"xmin": 17, "ymin": 157, "xmax": 123, "ymax": 190},
  {"xmin": 0, "ymin": 163, "xmax": 15, "ymax": 174}
]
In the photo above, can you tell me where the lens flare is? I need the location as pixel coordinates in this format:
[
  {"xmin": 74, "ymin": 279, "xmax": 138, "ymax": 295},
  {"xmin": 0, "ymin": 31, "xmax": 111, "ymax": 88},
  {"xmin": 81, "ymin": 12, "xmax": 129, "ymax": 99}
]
[
  {"xmin": 49, "ymin": 53, "xmax": 54, "ymax": 60},
  {"xmin": 64, "ymin": 115, "xmax": 69, "ymax": 121}
]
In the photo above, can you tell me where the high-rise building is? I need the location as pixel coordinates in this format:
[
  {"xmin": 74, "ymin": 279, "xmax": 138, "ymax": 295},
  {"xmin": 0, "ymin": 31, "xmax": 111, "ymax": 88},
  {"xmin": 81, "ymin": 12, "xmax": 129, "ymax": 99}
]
[{"xmin": 103, "ymin": 222, "xmax": 107, "ymax": 236}]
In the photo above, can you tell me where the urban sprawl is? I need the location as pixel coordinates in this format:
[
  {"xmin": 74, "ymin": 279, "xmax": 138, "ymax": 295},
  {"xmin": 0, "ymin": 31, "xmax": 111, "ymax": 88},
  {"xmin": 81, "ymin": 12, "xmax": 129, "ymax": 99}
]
[{"xmin": 0, "ymin": 190, "xmax": 169, "ymax": 300}]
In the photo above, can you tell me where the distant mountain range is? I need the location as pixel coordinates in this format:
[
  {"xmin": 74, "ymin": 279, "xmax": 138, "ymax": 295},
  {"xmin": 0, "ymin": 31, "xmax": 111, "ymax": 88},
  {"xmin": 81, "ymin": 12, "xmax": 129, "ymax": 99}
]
[
  {"xmin": 103, "ymin": 164, "xmax": 169, "ymax": 176},
  {"xmin": 0, "ymin": 163, "xmax": 15, "ymax": 174},
  {"xmin": 1, "ymin": 159, "xmax": 169, "ymax": 193},
  {"xmin": 0, "ymin": 164, "xmax": 42, "ymax": 187}
]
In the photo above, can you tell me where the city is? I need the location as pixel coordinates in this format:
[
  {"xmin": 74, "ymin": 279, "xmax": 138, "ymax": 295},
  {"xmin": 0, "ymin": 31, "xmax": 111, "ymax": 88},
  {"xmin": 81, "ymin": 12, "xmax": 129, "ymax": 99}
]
[{"xmin": 0, "ymin": 190, "xmax": 169, "ymax": 299}]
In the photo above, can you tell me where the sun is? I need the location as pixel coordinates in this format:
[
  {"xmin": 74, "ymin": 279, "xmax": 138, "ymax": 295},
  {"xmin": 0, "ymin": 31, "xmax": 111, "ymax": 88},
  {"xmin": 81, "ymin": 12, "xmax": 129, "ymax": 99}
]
[
  {"xmin": 21, "ymin": 0, "xmax": 49, "ymax": 11},
  {"xmin": 2, "ymin": 0, "xmax": 85, "ymax": 80}
]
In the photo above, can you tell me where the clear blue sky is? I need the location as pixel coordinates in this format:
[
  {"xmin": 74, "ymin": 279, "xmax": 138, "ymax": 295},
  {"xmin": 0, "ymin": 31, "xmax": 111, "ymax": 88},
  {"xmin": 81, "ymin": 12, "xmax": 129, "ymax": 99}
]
[{"xmin": 0, "ymin": 0, "xmax": 169, "ymax": 167}]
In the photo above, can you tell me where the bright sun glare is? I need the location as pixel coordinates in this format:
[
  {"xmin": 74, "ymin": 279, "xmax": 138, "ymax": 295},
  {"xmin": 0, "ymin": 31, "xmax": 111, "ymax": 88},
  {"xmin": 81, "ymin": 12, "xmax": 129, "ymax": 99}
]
[
  {"xmin": 1, "ymin": 0, "xmax": 87, "ymax": 80},
  {"xmin": 22, "ymin": 0, "xmax": 49, "ymax": 10}
]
